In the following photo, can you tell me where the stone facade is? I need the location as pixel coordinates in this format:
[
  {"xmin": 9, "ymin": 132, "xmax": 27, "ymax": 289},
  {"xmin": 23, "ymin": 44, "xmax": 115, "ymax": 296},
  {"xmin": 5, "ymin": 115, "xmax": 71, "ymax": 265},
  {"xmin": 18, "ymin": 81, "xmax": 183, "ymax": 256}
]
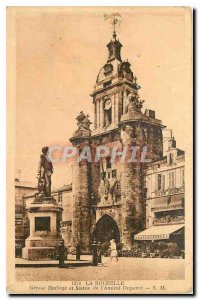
[
  {"xmin": 134, "ymin": 138, "xmax": 185, "ymax": 250},
  {"xmin": 144, "ymin": 137, "xmax": 185, "ymax": 229},
  {"xmin": 15, "ymin": 179, "xmax": 37, "ymax": 256},
  {"xmin": 69, "ymin": 31, "xmax": 165, "ymax": 252}
]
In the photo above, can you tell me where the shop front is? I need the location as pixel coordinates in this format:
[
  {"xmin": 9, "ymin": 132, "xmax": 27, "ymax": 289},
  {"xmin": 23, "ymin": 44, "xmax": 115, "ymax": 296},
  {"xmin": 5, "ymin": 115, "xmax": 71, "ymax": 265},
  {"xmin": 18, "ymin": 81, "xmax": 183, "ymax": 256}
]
[{"xmin": 134, "ymin": 224, "xmax": 185, "ymax": 258}]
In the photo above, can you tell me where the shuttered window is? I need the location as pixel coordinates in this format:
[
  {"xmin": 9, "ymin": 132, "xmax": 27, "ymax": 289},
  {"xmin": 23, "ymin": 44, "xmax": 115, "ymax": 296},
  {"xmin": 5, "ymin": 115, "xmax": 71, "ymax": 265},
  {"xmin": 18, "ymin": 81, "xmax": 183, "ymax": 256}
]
[
  {"xmin": 168, "ymin": 171, "xmax": 176, "ymax": 188},
  {"xmin": 155, "ymin": 174, "xmax": 165, "ymax": 191}
]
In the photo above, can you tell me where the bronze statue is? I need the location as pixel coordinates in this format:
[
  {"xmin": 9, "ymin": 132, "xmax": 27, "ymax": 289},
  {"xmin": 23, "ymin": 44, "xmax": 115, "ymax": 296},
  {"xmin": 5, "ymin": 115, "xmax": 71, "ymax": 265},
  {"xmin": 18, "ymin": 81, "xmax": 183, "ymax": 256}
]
[{"xmin": 37, "ymin": 146, "xmax": 53, "ymax": 198}]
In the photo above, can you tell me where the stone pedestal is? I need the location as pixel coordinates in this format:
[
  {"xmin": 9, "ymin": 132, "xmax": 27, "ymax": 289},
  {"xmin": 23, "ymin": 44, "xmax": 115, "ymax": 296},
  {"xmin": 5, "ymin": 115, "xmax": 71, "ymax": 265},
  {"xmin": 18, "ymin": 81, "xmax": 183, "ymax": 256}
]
[{"xmin": 22, "ymin": 198, "xmax": 63, "ymax": 260}]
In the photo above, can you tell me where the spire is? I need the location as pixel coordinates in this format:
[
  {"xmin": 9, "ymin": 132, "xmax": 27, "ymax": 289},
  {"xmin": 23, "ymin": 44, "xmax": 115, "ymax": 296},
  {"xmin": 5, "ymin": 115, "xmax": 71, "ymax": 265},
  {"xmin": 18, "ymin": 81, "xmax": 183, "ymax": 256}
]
[{"xmin": 113, "ymin": 31, "xmax": 117, "ymax": 40}]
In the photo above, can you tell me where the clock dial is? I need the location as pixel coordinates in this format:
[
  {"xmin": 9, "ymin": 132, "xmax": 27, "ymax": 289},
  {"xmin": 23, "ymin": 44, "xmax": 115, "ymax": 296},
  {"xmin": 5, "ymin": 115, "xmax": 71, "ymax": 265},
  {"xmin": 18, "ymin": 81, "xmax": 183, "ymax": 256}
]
[{"xmin": 104, "ymin": 99, "xmax": 112, "ymax": 110}]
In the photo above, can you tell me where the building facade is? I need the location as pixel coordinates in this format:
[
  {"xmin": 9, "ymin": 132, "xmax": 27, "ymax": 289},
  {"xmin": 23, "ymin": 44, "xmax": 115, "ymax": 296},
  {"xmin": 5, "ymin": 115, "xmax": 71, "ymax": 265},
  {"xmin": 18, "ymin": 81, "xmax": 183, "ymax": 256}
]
[
  {"xmin": 15, "ymin": 178, "xmax": 37, "ymax": 256},
  {"xmin": 52, "ymin": 185, "xmax": 73, "ymax": 247},
  {"xmin": 134, "ymin": 137, "xmax": 185, "ymax": 251}
]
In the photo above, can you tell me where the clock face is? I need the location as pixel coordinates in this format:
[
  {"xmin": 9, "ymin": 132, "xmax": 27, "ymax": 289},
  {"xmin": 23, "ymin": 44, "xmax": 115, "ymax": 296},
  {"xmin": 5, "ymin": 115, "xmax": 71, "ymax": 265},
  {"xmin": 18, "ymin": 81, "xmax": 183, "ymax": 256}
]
[{"xmin": 104, "ymin": 99, "xmax": 112, "ymax": 110}]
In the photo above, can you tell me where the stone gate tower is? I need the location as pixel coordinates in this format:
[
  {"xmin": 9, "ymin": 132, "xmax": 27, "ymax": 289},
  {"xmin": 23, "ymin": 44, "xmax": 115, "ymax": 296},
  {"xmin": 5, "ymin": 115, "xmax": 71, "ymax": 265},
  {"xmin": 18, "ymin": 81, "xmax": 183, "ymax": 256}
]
[{"xmin": 70, "ymin": 29, "xmax": 165, "ymax": 252}]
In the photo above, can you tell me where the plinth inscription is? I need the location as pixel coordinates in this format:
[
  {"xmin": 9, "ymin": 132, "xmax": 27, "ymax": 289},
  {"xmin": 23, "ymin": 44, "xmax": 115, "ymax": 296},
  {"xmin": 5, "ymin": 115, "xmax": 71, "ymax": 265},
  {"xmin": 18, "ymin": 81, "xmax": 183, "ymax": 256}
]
[{"xmin": 35, "ymin": 217, "xmax": 50, "ymax": 232}]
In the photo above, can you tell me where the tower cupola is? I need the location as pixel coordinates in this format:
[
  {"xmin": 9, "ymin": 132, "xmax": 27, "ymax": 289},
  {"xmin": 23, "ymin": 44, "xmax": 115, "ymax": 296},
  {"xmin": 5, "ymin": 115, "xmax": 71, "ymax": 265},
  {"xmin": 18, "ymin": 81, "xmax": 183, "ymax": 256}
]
[{"xmin": 107, "ymin": 32, "xmax": 122, "ymax": 62}]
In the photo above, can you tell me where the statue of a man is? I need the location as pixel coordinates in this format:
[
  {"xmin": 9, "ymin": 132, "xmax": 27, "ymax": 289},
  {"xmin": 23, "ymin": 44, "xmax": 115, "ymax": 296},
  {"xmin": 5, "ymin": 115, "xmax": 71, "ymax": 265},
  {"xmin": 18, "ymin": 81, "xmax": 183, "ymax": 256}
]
[
  {"xmin": 98, "ymin": 173, "xmax": 110, "ymax": 201},
  {"xmin": 37, "ymin": 146, "xmax": 53, "ymax": 197}
]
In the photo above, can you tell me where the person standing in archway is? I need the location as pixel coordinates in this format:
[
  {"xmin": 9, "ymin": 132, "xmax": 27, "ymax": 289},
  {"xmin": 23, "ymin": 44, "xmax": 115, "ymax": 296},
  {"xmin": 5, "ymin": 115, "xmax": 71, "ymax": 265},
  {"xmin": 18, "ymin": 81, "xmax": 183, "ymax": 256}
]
[
  {"xmin": 92, "ymin": 239, "xmax": 98, "ymax": 266},
  {"xmin": 110, "ymin": 239, "xmax": 118, "ymax": 262},
  {"xmin": 58, "ymin": 240, "xmax": 65, "ymax": 268},
  {"xmin": 97, "ymin": 242, "xmax": 104, "ymax": 266},
  {"xmin": 76, "ymin": 243, "xmax": 81, "ymax": 261}
]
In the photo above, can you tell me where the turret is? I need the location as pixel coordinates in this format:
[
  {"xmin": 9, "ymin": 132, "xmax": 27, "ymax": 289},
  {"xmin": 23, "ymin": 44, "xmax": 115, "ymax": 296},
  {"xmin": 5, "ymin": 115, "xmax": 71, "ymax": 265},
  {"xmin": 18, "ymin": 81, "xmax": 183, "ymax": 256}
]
[
  {"xmin": 107, "ymin": 32, "xmax": 122, "ymax": 62},
  {"xmin": 70, "ymin": 112, "xmax": 92, "ymax": 253}
]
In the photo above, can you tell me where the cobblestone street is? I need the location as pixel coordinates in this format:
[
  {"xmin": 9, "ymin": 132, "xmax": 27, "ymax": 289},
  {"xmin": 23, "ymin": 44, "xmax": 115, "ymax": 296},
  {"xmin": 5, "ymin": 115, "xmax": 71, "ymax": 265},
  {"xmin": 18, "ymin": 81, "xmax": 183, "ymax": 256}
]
[{"xmin": 16, "ymin": 258, "xmax": 185, "ymax": 282}]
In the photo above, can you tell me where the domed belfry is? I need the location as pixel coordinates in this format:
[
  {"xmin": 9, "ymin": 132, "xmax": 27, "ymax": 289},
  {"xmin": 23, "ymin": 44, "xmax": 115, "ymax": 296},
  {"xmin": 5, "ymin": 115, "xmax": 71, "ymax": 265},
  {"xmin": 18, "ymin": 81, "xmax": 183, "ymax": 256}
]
[
  {"xmin": 70, "ymin": 26, "xmax": 165, "ymax": 253},
  {"xmin": 92, "ymin": 29, "xmax": 139, "ymax": 134}
]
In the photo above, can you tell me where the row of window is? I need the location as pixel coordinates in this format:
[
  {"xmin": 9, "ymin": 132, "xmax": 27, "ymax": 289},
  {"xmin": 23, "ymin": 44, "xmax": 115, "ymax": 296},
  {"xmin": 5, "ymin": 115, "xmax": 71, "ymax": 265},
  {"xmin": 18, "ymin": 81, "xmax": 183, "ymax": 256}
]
[{"xmin": 155, "ymin": 169, "xmax": 184, "ymax": 191}]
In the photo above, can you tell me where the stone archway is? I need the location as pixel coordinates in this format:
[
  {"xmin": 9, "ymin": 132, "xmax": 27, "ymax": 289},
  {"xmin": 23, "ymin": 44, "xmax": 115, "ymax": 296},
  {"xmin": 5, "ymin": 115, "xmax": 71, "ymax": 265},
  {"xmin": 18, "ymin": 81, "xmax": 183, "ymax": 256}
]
[{"xmin": 95, "ymin": 215, "xmax": 120, "ymax": 243}]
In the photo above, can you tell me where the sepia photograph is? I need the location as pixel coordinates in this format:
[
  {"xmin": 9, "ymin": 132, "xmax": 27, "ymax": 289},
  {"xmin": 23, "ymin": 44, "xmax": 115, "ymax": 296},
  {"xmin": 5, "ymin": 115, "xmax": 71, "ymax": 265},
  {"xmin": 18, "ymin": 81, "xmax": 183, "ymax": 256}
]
[{"xmin": 6, "ymin": 6, "xmax": 193, "ymax": 294}]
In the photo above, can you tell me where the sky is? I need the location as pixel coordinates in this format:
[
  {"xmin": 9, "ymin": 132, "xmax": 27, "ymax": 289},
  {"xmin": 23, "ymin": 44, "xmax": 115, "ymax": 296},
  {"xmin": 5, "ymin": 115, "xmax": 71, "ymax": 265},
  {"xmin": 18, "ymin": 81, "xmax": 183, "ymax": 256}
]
[{"xmin": 11, "ymin": 7, "xmax": 192, "ymax": 188}]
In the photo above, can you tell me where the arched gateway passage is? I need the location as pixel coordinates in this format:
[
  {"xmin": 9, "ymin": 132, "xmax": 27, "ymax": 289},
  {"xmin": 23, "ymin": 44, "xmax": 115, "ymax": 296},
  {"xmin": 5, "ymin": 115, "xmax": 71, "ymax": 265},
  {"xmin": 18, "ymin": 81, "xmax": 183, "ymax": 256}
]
[{"xmin": 94, "ymin": 215, "xmax": 120, "ymax": 243}]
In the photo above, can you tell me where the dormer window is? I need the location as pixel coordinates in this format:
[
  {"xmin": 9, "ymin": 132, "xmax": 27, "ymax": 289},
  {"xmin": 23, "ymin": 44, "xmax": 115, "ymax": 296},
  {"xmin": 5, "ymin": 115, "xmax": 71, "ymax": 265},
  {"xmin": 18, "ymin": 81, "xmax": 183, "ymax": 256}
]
[
  {"xmin": 104, "ymin": 63, "xmax": 113, "ymax": 76},
  {"xmin": 110, "ymin": 48, "xmax": 113, "ymax": 56}
]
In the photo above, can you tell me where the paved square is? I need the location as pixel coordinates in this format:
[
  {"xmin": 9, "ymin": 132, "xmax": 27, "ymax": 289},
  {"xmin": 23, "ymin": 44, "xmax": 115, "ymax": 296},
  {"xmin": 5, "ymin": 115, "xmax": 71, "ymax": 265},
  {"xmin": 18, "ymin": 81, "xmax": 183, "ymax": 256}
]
[{"xmin": 16, "ymin": 258, "xmax": 184, "ymax": 281}]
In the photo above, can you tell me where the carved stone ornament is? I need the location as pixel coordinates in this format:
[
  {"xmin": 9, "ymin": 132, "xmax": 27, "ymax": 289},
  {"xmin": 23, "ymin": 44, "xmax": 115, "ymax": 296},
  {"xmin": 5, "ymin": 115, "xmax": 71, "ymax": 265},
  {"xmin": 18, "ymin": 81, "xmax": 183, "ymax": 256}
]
[
  {"xmin": 121, "ymin": 125, "xmax": 133, "ymax": 145},
  {"xmin": 98, "ymin": 177, "xmax": 121, "ymax": 205},
  {"xmin": 76, "ymin": 111, "xmax": 92, "ymax": 131},
  {"xmin": 125, "ymin": 92, "xmax": 145, "ymax": 113}
]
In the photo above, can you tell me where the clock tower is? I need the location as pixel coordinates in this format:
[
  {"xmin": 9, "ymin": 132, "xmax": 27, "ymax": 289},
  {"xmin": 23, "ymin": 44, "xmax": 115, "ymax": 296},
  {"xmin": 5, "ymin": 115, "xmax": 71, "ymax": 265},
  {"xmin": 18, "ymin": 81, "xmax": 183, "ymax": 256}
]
[{"xmin": 70, "ymin": 28, "xmax": 165, "ymax": 252}]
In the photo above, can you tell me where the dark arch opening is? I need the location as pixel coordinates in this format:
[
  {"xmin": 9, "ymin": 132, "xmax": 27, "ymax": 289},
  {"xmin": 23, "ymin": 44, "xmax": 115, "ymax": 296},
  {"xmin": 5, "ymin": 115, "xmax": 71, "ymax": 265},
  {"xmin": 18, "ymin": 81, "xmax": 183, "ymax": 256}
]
[{"xmin": 94, "ymin": 215, "xmax": 120, "ymax": 244}]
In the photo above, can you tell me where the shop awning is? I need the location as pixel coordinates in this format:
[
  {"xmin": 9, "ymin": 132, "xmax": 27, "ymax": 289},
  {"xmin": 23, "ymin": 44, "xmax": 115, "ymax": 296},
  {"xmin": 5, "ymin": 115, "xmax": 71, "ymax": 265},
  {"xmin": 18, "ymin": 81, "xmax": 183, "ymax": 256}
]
[{"xmin": 134, "ymin": 224, "xmax": 184, "ymax": 241}]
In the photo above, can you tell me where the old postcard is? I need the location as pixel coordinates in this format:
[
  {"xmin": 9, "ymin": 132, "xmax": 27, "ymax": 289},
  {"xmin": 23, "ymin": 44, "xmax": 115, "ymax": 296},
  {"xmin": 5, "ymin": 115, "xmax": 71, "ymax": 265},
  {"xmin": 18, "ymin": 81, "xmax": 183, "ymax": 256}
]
[{"xmin": 7, "ymin": 6, "xmax": 193, "ymax": 294}]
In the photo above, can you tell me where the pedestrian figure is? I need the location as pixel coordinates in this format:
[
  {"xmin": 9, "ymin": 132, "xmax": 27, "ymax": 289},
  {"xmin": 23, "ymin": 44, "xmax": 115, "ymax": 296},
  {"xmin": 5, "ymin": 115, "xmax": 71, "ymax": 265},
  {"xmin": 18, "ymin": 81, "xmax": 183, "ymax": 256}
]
[
  {"xmin": 64, "ymin": 246, "xmax": 68, "ymax": 260},
  {"xmin": 92, "ymin": 239, "xmax": 98, "ymax": 266},
  {"xmin": 76, "ymin": 243, "xmax": 81, "ymax": 261},
  {"xmin": 58, "ymin": 240, "xmax": 65, "ymax": 268},
  {"xmin": 110, "ymin": 239, "xmax": 118, "ymax": 262},
  {"xmin": 97, "ymin": 242, "xmax": 103, "ymax": 266}
]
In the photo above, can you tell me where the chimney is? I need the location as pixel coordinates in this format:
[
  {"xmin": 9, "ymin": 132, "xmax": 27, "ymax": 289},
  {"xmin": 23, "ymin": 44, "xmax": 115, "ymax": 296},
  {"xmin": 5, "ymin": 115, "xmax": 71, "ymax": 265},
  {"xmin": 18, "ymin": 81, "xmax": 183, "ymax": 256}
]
[{"xmin": 168, "ymin": 137, "xmax": 176, "ymax": 149}]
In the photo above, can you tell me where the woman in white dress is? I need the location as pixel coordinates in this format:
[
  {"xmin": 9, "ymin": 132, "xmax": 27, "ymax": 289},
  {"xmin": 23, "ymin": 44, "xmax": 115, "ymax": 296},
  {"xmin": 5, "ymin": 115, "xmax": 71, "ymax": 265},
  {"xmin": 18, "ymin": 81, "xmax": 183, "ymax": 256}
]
[{"xmin": 110, "ymin": 239, "xmax": 118, "ymax": 262}]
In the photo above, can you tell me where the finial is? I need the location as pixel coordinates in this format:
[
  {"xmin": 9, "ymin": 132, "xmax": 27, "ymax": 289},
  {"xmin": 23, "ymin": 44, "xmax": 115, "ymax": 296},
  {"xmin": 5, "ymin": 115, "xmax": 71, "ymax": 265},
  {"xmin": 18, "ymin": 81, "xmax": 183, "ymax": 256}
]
[
  {"xmin": 112, "ymin": 17, "xmax": 117, "ymax": 40},
  {"xmin": 104, "ymin": 13, "xmax": 121, "ymax": 41}
]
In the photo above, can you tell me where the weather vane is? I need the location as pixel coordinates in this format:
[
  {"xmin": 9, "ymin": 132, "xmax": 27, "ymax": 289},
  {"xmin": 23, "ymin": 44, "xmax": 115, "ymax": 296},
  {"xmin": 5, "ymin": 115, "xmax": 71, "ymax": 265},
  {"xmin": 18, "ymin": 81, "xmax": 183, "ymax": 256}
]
[{"xmin": 104, "ymin": 13, "xmax": 122, "ymax": 39}]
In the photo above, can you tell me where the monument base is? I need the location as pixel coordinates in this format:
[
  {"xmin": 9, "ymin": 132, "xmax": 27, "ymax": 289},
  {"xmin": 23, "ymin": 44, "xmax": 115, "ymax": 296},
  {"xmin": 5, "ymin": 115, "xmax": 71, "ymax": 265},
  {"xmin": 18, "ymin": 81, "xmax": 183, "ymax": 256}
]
[
  {"xmin": 22, "ymin": 197, "xmax": 64, "ymax": 260},
  {"xmin": 22, "ymin": 246, "xmax": 56, "ymax": 260}
]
